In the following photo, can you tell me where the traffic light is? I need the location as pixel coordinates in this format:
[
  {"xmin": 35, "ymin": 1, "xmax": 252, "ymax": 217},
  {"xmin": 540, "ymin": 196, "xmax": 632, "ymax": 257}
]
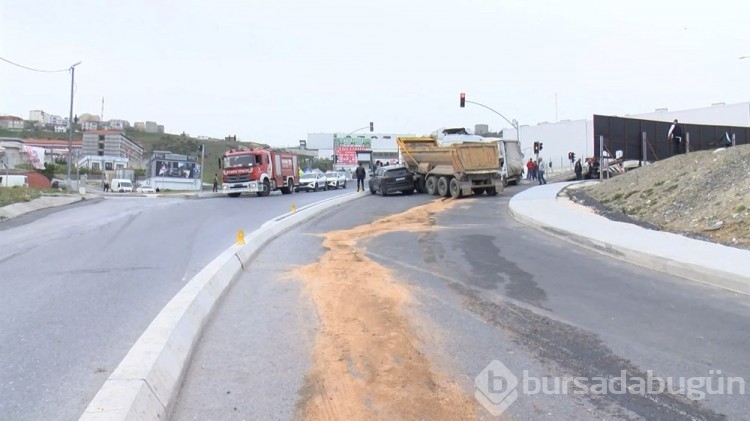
[
  {"xmin": 460, "ymin": 92, "xmax": 466, "ymax": 108},
  {"xmin": 539, "ymin": 142, "xmax": 544, "ymax": 151},
  {"xmin": 533, "ymin": 141, "xmax": 539, "ymax": 154},
  {"xmin": 333, "ymin": 154, "xmax": 338, "ymax": 164},
  {"xmin": 369, "ymin": 122, "xmax": 374, "ymax": 132}
]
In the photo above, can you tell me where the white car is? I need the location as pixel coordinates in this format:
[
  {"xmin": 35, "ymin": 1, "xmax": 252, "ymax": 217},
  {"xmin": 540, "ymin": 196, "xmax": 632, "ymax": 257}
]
[
  {"xmin": 298, "ymin": 172, "xmax": 327, "ymax": 192},
  {"xmin": 136, "ymin": 184, "xmax": 156, "ymax": 193},
  {"xmin": 325, "ymin": 171, "xmax": 347, "ymax": 189}
]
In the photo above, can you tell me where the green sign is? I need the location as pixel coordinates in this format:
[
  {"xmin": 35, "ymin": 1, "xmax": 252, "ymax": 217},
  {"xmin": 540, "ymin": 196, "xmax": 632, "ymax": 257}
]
[{"xmin": 333, "ymin": 135, "xmax": 372, "ymax": 148}]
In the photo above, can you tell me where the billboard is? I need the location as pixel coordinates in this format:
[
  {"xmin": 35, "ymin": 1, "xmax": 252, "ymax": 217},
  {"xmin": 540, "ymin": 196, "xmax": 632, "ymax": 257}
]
[
  {"xmin": 155, "ymin": 160, "xmax": 201, "ymax": 179},
  {"xmin": 333, "ymin": 135, "xmax": 371, "ymax": 166},
  {"xmin": 23, "ymin": 145, "xmax": 45, "ymax": 169}
]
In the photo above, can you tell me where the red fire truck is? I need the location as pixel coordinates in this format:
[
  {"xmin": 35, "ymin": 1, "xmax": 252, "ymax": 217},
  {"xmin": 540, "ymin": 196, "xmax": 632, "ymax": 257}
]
[{"xmin": 220, "ymin": 146, "xmax": 298, "ymax": 197}]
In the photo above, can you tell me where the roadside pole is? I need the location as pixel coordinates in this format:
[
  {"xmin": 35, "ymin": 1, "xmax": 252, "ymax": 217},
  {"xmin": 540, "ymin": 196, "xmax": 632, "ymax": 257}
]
[
  {"xmin": 200, "ymin": 144, "xmax": 205, "ymax": 191},
  {"xmin": 641, "ymin": 131, "xmax": 647, "ymax": 167},
  {"xmin": 599, "ymin": 135, "xmax": 604, "ymax": 181}
]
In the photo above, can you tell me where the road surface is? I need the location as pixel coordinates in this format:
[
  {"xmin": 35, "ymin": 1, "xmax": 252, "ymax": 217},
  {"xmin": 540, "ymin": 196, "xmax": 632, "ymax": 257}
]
[
  {"xmin": 0, "ymin": 188, "xmax": 352, "ymax": 421},
  {"xmin": 174, "ymin": 190, "xmax": 750, "ymax": 420}
]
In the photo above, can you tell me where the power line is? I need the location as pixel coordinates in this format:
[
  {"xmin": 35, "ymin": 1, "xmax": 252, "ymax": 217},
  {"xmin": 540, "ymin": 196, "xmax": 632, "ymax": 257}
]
[{"xmin": 0, "ymin": 56, "xmax": 72, "ymax": 73}]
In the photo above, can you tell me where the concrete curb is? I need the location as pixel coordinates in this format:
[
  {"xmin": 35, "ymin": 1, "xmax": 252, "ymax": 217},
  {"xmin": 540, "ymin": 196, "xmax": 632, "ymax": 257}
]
[
  {"xmin": 0, "ymin": 194, "xmax": 86, "ymax": 220},
  {"xmin": 508, "ymin": 183, "xmax": 750, "ymax": 296},
  {"xmin": 78, "ymin": 191, "xmax": 366, "ymax": 420}
]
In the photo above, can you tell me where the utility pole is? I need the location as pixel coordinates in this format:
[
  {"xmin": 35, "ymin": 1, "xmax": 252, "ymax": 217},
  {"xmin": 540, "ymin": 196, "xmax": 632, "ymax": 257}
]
[
  {"xmin": 200, "ymin": 144, "xmax": 205, "ymax": 191},
  {"xmin": 66, "ymin": 61, "xmax": 81, "ymax": 191}
]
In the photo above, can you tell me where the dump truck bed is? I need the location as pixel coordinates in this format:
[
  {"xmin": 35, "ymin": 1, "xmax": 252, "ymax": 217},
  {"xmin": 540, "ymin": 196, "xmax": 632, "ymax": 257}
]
[{"xmin": 398, "ymin": 137, "xmax": 499, "ymax": 173}]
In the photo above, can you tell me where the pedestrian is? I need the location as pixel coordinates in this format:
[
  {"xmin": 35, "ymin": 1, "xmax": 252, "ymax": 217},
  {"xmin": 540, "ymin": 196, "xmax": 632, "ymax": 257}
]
[
  {"xmin": 212, "ymin": 173, "xmax": 219, "ymax": 192},
  {"xmin": 355, "ymin": 162, "xmax": 366, "ymax": 192},
  {"xmin": 668, "ymin": 119, "xmax": 684, "ymax": 155},
  {"xmin": 104, "ymin": 182, "xmax": 109, "ymax": 193},
  {"xmin": 574, "ymin": 158, "xmax": 583, "ymax": 181},
  {"xmin": 526, "ymin": 158, "xmax": 535, "ymax": 181},
  {"xmin": 537, "ymin": 158, "xmax": 547, "ymax": 185}
]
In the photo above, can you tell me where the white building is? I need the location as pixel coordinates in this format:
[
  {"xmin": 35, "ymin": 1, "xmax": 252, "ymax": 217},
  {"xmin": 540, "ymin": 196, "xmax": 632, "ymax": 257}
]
[
  {"xmin": 498, "ymin": 101, "xmax": 750, "ymax": 168},
  {"xmin": 29, "ymin": 110, "xmax": 53, "ymax": 125}
]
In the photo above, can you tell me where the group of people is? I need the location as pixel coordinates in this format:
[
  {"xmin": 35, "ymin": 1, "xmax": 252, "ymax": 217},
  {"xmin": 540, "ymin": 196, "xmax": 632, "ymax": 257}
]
[{"xmin": 525, "ymin": 158, "xmax": 547, "ymax": 185}]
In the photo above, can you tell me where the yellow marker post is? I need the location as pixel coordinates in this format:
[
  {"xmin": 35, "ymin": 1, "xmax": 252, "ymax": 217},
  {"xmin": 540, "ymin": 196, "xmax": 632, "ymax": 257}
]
[
  {"xmin": 291, "ymin": 204, "xmax": 297, "ymax": 213},
  {"xmin": 236, "ymin": 229, "xmax": 245, "ymax": 245}
]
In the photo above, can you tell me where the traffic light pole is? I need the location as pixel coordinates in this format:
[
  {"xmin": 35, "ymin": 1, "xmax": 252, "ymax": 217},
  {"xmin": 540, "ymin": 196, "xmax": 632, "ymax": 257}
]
[{"xmin": 463, "ymin": 99, "xmax": 520, "ymax": 144}]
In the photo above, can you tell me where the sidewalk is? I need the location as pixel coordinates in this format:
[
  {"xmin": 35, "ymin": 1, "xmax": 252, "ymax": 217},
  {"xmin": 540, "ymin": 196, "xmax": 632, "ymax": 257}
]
[{"xmin": 508, "ymin": 182, "xmax": 750, "ymax": 295}]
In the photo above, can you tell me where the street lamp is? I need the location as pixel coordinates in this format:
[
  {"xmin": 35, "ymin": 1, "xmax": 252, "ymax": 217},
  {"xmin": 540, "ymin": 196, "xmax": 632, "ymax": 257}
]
[{"xmin": 66, "ymin": 61, "xmax": 81, "ymax": 192}]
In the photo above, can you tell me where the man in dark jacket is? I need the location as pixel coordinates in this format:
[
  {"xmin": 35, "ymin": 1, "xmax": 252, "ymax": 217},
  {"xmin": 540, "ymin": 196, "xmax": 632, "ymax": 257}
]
[
  {"xmin": 574, "ymin": 158, "xmax": 583, "ymax": 180},
  {"xmin": 668, "ymin": 119, "xmax": 684, "ymax": 155},
  {"xmin": 355, "ymin": 163, "xmax": 366, "ymax": 192}
]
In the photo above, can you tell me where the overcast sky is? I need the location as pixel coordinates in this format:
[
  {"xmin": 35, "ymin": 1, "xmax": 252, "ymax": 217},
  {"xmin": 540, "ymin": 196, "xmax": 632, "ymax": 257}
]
[{"xmin": 1, "ymin": 0, "xmax": 748, "ymax": 146}]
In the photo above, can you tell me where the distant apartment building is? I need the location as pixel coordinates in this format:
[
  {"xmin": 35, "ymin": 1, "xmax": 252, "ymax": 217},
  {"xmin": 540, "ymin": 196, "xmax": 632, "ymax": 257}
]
[
  {"xmin": 157, "ymin": 124, "xmax": 165, "ymax": 133},
  {"xmin": 82, "ymin": 121, "xmax": 99, "ymax": 131},
  {"xmin": 134, "ymin": 122, "xmax": 146, "ymax": 131},
  {"xmin": 29, "ymin": 110, "xmax": 52, "ymax": 125},
  {"xmin": 107, "ymin": 119, "xmax": 130, "ymax": 130},
  {"xmin": 145, "ymin": 121, "xmax": 158, "ymax": 133},
  {"xmin": 0, "ymin": 116, "xmax": 24, "ymax": 130},
  {"xmin": 80, "ymin": 130, "xmax": 144, "ymax": 169},
  {"xmin": 54, "ymin": 125, "xmax": 67, "ymax": 133}
]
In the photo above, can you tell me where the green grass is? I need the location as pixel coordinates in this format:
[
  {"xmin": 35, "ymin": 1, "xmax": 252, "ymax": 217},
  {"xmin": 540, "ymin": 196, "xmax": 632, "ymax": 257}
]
[
  {"xmin": 623, "ymin": 190, "xmax": 639, "ymax": 199},
  {"xmin": 0, "ymin": 186, "xmax": 41, "ymax": 207},
  {"xmin": 654, "ymin": 180, "xmax": 665, "ymax": 187},
  {"xmin": 666, "ymin": 184, "xmax": 679, "ymax": 192},
  {"xmin": 611, "ymin": 193, "xmax": 624, "ymax": 201},
  {"xmin": 735, "ymin": 205, "xmax": 747, "ymax": 213}
]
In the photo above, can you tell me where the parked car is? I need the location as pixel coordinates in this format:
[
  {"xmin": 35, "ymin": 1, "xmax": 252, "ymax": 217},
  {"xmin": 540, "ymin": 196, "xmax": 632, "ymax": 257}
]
[
  {"xmin": 325, "ymin": 171, "xmax": 347, "ymax": 189},
  {"xmin": 136, "ymin": 184, "xmax": 156, "ymax": 193},
  {"xmin": 368, "ymin": 165, "xmax": 415, "ymax": 196},
  {"xmin": 298, "ymin": 172, "xmax": 327, "ymax": 192}
]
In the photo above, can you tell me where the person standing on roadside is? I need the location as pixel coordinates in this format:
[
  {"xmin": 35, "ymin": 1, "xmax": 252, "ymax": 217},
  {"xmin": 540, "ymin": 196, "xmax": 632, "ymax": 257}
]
[
  {"xmin": 212, "ymin": 173, "xmax": 219, "ymax": 192},
  {"xmin": 574, "ymin": 158, "xmax": 583, "ymax": 180},
  {"xmin": 355, "ymin": 162, "xmax": 366, "ymax": 192},
  {"xmin": 537, "ymin": 157, "xmax": 547, "ymax": 185},
  {"xmin": 526, "ymin": 158, "xmax": 535, "ymax": 181},
  {"xmin": 668, "ymin": 119, "xmax": 684, "ymax": 155}
]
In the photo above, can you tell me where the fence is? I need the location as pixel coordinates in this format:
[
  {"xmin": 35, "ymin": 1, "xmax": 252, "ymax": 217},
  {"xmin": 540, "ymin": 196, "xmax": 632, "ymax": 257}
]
[{"xmin": 593, "ymin": 115, "xmax": 750, "ymax": 162}]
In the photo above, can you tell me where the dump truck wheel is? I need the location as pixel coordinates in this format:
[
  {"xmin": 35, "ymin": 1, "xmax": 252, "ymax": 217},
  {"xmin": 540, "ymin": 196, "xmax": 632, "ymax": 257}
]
[
  {"xmin": 486, "ymin": 186, "xmax": 498, "ymax": 196},
  {"xmin": 472, "ymin": 188, "xmax": 486, "ymax": 195},
  {"xmin": 415, "ymin": 177, "xmax": 426, "ymax": 194},
  {"xmin": 449, "ymin": 178, "xmax": 461, "ymax": 198},
  {"xmin": 425, "ymin": 176, "xmax": 438, "ymax": 195},
  {"xmin": 437, "ymin": 176, "xmax": 449, "ymax": 197}
]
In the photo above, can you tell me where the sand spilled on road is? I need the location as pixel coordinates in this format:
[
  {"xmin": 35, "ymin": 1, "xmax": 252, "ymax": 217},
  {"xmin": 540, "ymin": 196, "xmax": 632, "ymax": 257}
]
[{"xmin": 291, "ymin": 199, "xmax": 477, "ymax": 421}]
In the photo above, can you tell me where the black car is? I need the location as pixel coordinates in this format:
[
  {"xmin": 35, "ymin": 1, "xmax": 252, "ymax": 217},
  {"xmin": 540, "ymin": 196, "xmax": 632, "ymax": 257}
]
[{"xmin": 368, "ymin": 165, "xmax": 415, "ymax": 196}]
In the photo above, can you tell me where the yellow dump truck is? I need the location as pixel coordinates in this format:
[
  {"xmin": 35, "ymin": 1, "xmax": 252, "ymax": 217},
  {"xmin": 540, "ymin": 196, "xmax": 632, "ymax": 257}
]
[{"xmin": 397, "ymin": 137, "xmax": 504, "ymax": 198}]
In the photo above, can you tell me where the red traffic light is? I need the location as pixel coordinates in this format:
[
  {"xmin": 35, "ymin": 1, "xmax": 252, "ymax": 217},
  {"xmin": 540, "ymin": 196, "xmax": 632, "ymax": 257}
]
[{"xmin": 460, "ymin": 93, "xmax": 466, "ymax": 108}]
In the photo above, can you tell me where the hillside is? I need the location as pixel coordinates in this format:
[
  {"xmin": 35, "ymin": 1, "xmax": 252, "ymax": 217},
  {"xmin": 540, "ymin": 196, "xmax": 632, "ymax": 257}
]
[
  {"xmin": 0, "ymin": 128, "xmax": 269, "ymax": 183},
  {"xmin": 567, "ymin": 144, "xmax": 750, "ymax": 250}
]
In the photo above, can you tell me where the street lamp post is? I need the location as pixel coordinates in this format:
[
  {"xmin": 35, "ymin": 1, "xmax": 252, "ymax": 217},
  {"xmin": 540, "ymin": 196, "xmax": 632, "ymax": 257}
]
[{"xmin": 66, "ymin": 61, "xmax": 81, "ymax": 192}]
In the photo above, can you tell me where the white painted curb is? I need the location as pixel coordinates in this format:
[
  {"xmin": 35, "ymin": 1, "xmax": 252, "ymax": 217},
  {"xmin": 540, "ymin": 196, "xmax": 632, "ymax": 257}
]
[
  {"xmin": 508, "ymin": 185, "xmax": 750, "ymax": 296},
  {"xmin": 79, "ymin": 192, "xmax": 365, "ymax": 420}
]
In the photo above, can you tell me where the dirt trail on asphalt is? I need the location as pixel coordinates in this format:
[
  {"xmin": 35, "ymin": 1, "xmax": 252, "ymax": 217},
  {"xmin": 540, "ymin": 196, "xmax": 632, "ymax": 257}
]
[{"xmin": 291, "ymin": 199, "xmax": 478, "ymax": 421}]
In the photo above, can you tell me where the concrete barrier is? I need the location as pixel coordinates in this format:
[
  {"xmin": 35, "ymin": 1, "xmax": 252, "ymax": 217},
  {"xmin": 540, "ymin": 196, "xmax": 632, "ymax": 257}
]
[{"xmin": 79, "ymin": 192, "xmax": 364, "ymax": 420}]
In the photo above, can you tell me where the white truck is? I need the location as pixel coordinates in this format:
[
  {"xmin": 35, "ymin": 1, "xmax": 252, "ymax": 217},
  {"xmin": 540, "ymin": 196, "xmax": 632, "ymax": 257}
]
[
  {"xmin": 110, "ymin": 178, "xmax": 133, "ymax": 192},
  {"xmin": 435, "ymin": 128, "xmax": 525, "ymax": 186}
]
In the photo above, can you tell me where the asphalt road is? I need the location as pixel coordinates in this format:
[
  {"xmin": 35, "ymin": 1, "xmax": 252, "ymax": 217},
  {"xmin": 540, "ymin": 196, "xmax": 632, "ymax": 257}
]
[
  {"xmin": 0, "ymin": 187, "xmax": 354, "ymax": 421},
  {"xmin": 173, "ymin": 188, "xmax": 750, "ymax": 420}
]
